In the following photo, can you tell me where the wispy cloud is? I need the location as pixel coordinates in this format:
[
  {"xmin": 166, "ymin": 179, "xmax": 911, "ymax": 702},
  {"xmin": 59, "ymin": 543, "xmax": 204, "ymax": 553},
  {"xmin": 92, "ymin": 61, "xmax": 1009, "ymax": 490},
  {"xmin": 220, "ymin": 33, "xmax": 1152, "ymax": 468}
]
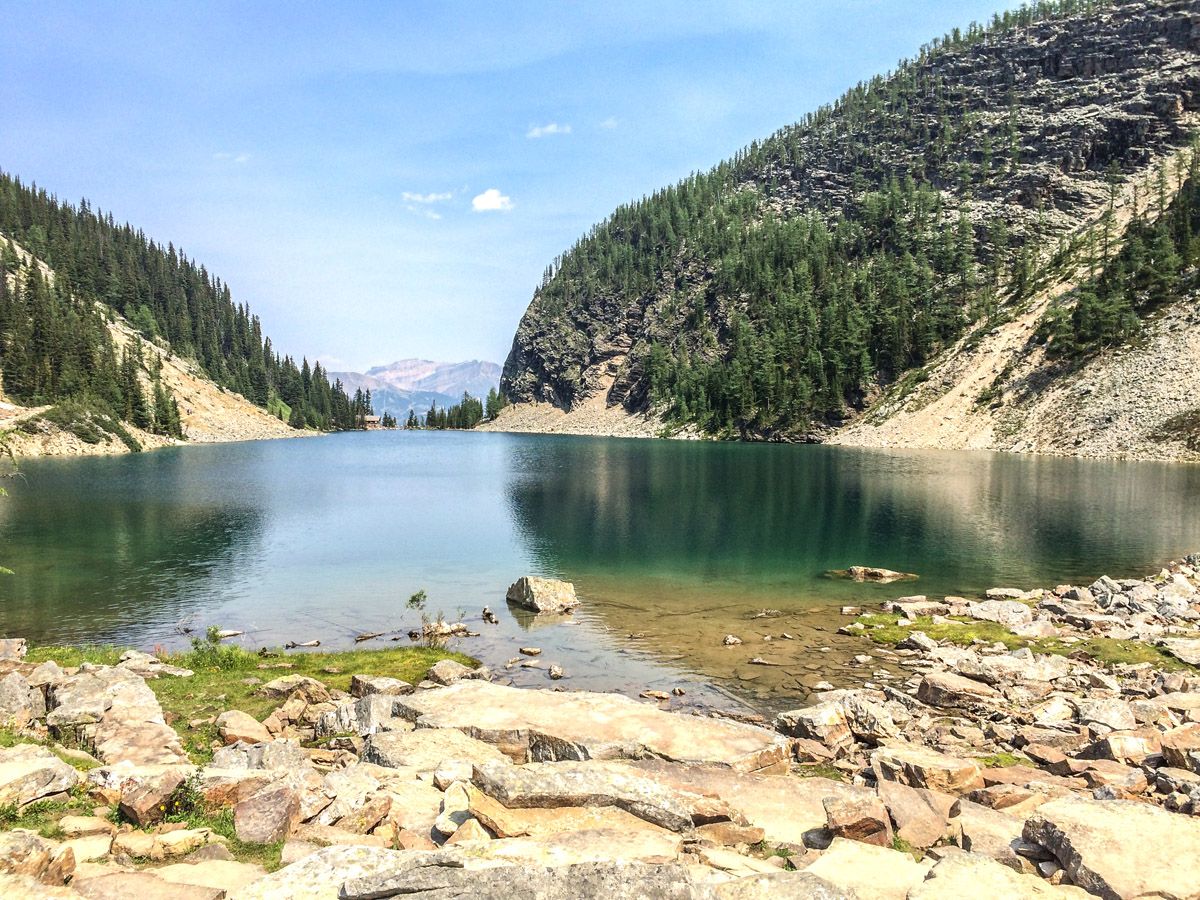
[
  {"xmin": 213, "ymin": 151, "xmax": 251, "ymax": 164},
  {"xmin": 472, "ymin": 188, "xmax": 513, "ymax": 212},
  {"xmin": 401, "ymin": 191, "xmax": 452, "ymax": 204},
  {"xmin": 404, "ymin": 205, "xmax": 443, "ymax": 220},
  {"xmin": 599, "ymin": 117, "xmax": 618, "ymax": 130},
  {"xmin": 526, "ymin": 122, "xmax": 571, "ymax": 139}
]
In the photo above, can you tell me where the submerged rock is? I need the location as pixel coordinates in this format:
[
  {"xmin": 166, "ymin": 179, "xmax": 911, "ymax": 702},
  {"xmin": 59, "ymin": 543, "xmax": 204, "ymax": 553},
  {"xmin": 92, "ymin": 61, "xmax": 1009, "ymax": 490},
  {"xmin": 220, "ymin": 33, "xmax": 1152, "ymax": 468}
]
[{"xmin": 829, "ymin": 566, "xmax": 919, "ymax": 584}]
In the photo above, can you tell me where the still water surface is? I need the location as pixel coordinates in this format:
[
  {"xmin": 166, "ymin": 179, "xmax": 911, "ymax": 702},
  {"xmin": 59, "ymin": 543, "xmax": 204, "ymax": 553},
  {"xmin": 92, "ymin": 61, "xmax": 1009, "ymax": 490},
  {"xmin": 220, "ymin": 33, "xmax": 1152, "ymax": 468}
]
[{"xmin": 3, "ymin": 433, "xmax": 1198, "ymax": 709}]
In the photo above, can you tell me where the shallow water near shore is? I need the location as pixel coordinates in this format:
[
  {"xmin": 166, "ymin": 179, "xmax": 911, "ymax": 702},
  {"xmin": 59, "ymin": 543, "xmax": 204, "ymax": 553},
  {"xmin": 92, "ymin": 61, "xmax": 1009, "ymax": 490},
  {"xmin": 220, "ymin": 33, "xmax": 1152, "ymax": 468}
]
[{"xmin": 3, "ymin": 432, "xmax": 1199, "ymax": 711}]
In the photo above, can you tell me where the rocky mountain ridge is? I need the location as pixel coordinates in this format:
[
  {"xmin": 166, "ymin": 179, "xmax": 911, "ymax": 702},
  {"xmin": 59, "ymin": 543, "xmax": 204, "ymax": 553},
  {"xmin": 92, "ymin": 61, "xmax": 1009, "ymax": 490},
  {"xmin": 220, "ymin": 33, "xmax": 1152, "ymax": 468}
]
[{"xmin": 496, "ymin": 0, "xmax": 1200, "ymax": 458}]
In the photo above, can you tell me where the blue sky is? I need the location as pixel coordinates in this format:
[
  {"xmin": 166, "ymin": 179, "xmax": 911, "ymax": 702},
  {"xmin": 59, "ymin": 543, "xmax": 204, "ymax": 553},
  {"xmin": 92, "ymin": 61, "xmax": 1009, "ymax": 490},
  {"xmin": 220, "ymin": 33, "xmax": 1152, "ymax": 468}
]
[{"xmin": 0, "ymin": 0, "xmax": 1004, "ymax": 371}]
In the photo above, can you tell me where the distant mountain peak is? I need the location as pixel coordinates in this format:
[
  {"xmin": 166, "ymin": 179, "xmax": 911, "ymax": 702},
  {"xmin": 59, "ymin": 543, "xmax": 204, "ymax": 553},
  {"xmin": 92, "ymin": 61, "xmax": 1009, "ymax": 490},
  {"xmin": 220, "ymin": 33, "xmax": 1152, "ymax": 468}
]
[{"xmin": 333, "ymin": 358, "xmax": 501, "ymax": 418}]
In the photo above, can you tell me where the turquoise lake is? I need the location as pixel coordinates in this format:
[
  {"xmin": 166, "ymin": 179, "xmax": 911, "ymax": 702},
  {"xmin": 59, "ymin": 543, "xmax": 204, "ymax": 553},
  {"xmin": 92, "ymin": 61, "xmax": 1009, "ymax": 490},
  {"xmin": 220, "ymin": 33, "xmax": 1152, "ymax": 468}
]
[{"xmin": 2, "ymin": 433, "xmax": 1198, "ymax": 709}]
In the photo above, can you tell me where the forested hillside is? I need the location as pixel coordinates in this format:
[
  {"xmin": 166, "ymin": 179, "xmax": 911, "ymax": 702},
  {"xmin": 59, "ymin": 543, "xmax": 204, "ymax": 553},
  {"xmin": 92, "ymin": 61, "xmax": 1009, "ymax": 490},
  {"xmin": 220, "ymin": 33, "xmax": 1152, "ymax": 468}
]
[
  {"xmin": 499, "ymin": 0, "xmax": 1200, "ymax": 441},
  {"xmin": 0, "ymin": 173, "xmax": 371, "ymax": 436}
]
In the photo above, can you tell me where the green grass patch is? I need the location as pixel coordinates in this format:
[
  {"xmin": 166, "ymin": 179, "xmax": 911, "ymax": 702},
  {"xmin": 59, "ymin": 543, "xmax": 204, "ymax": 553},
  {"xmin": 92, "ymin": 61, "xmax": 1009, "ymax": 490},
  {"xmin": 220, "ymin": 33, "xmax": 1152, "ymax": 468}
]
[
  {"xmin": 974, "ymin": 752, "xmax": 1030, "ymax": 768},
  {"xmin": 26, "ymin": 631, "xmax": 475, "ymax": 765},
  {"xmin": 25, "ymin": 645, "xmax": 125, "ymax": 667},
  {"xmin": 0, "ymin": 786, "xmax": 92, "ymax": 837},
  {"xmin": 859, "ymin": 614, "xmax": 1197, "ymax": 672},
  {"xmin": 149, "ymin": 630, "xmax": 475, "ymax": 763},
  {"xmin": 22, "ymin": 398, "xmax": 142, "ymax": 452},
  {"xmin": 859, "ymin": 614, "xmax": 1027, "ymax": 649},
  {"xmin": 794, "ymin": 763, "xmax": 845, "ymax": 781}
]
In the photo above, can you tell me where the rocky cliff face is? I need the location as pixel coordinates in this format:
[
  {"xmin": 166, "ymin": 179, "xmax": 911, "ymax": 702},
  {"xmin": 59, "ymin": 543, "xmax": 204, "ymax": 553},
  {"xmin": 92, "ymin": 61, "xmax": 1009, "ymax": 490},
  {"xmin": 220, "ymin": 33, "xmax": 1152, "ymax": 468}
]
[{"xmin": 499, "ymin": 0, "xmax": 1200, "ymax": 453}]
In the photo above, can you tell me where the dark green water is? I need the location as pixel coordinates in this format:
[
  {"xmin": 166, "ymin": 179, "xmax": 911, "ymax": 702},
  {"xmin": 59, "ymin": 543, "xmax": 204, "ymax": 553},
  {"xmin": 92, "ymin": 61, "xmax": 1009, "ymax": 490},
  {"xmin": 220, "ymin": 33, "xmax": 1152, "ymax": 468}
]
[{"xmin": 2, "ymin": 433, "xmax": 1198, "ymax": 707}]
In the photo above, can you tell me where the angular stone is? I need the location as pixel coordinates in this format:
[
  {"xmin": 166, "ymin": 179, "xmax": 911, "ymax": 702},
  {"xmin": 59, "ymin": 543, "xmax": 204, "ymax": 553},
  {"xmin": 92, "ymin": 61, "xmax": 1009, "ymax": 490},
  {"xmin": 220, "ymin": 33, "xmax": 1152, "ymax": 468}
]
[
  {"xmin": 505, "ymin": 576, "xmax": 579, "ymax": 613},
  {"xmin": 216, "ymin": 710, "xmax": 272, "ymax": 745},
  {"xmin": 876, "ymin": 779, "xmax": 955, "ymax": 849},
  {"xmin": 258, "ymin": 674, "xmax": 330, "ymax": 702},
  {"xmin": 467, "ymin": 783, "xmax": 687, "ymax": 843},
  {"xmin": 898, "ymin": 631, "xmax": 939, "ymax": 652},
  {"xmin": 1072, "ymin": 698, "xmax": 1136, "ymax": 732},
  {"xmin": 344, "ymin": 860, "xmax": 700, "ymax": 900},
  {"xmin": 392, "ymin": 681, "xmax": 790, "ymax": 773},
  {"xmin": 315, "ymin": 695, "xmax": 408, "ymax": 738},
  {"xmin": 58, "ymin": 815, "xmax": 114, "ymax": 837},
  {"xmin": 916, "ymin": 672, "xmax": 1002, "ymax": 713},
  {"xmin": 1023, "ymin": 797, "xmax": 1200, "ymax": 900},
  {"xmin": 118, "ymin": 766, "xmax": 188, "ymax": 826},
  {"xmin": 0, "ymin": 744, "xmax": 79, "ymax": 807},
  {"xmin": 967, "ymin": 600, "xmax": 1033, "ymax": 627},
  {"xmin": 910, "ymin": 851, "xmax": 1077, "ymax": 899},
  {"xmin": 804, "ymin": 838, "xmax": 929, "ymax": 900},
  {"xmin": 427, "ymin": 659, "xmax": 476, "ymax": 686},
  {"xmin": 823, "ymin": 793, "xmax": 893, "ymax": 847},
  {"xmin": 230, "ymin": 846, "xmax": 431, "ymax": 900},
  {"xmin": 444, "ymin": 817, "xmax": 490, "ymax": 845},
  {"xmin": 471, "ymin": 760, "xmax": 703, "ymax": 832},
  {"xmin": 0, "ymin": 831, "xmax": 74, "ymax": 885},
  {"xmin": 73, "ymin": 871, "xmax": 222, "ymax": 900},
  {"xmin": 1160, "ymin": 722, "xmax": 1200, "ymax": 773},
  {"xmin": 211, "ymin": 738, "xmax": 309, "ymax": 772},
  {"xmin": 235, "ymin": 781, "xmax": 301, "ymax": 844},
  {"xmin": 154, "ymin": 859, "xmax": 268, "ymax": 893},
  {"xmin": 627, "ymin": 758, "xmax": 870, "ymax": 848},
  {"xmin": 773, "ymin": 702, "xmax": 853, "ymax": 751},
  {"xmin": 953, "ymin": 800, "xmax": 1036, "ymax": 873},
  {"xmin": 873, "ymin": 745, "xmax": 983, "ymax": 796},
  {"xmin": 47, "ymin": 666, "xmax": 187, "ymax": 766},
  {"xmin": 362, "ymin": 727, "xmax": 508, "ymax": 774},
  {"xmin": 1159, "ymin": 637, "xmax": 1200, "ymax": 666},
  {"xmin": 349, "ymin": 674, "xmax": 413, "ymax": 698},
  {"xmin": 0, "ymin": 638, "xmax": 28, "ymax": 661},
  {"xmin": 0, "ymin": 672, "xmax": 33, "ymax": 728},
  {"xmin": 1078, "ymin": 727, "xmax": 1161, "ymax": 766}
]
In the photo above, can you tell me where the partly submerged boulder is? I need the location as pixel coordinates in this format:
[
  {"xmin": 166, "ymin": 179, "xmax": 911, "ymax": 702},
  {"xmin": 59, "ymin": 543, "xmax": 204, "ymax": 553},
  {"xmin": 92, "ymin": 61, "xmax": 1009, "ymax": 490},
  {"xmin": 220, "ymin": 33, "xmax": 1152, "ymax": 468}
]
[{"xmin": 505, "ymin": 576, "xmax": 580, "ymax": 614}]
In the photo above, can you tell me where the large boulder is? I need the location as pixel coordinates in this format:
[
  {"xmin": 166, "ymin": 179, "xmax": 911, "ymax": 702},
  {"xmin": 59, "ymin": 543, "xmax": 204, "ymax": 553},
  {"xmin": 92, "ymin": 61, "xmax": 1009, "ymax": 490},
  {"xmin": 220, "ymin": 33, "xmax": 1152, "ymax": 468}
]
[
  {"xmin": 872, "ymin": 745, "xmax": 983, "ymax": 796},
  {"xmin": 47, "ymin": 666, "xmax": 187, "ymax": 766},
  {"xmin": 391, "ymin": 681, "xmax": 790, "ymax": 773},
  {"xmin": 1023, "ymin": 797, "xmax": 1200, "ymax": 900},
  {"xmin": 235, "ymin": 781, "xmax": 301, "ymax": 844},
  {"xmin": 0, "ymin": 744, "xmax": 79, "ymax": 807},
  {"xmin": 774, "ymin": 702, "xmax": 853, "ymax": 751},
  {"xmin": 876, "ymin": 779, "xmax": 956, "ymax": 849},
  {"xmin": 803, "ymin": 838, "xmax": 929, "ymax": 900},
  {"xmin": 349, "ymin": 675, "xmax": 413, "ymax": 698},
  {"xmin": 0, "ymin": 672, "xmax": 34, "ymax": 728},
  {"xmin": 1160, "ymin": 723, "xmax": 1200, "ymax": 773},
  {"xmin": 967, "ymin": 600, "xmax": 1033, "ymax": 627},
  {"xmin": 910, "ymin": 851, "xmax": 1081, "ymax": 899},
  {"xmin": 626, "ymin": 759, "xmax": 872, "ymax": 848},
  {"xmin": 916, "ymin": 672, "xmax": 1002, "ymax": 714},
  {"xmin": 340, "ymin": 859, "xmax": 702, "ymax": 900},
  {"xmin": 118, "ymin": 765, "xmax": 190, "ymax": 826},
  {"xmin": 361, "ymin": 728, "xmax": 508, "ymax": 774},
  {"xmin": 215, "ymin": 710, "xmax": 272, "ymax": 746},
  {"xmin": 471, "ymin": 760, "xmax": 708, "ymax": 833},
  {"xmin": 823, "ymin": 793, "xmax": 893, "ymax": 847},
  {"xmin": 0, "ymin": 831, "xmax": 74, "ymax": 885},
  {"xmin": 505, "ymin": 576, "xmax": 580, "ymax": 614}
]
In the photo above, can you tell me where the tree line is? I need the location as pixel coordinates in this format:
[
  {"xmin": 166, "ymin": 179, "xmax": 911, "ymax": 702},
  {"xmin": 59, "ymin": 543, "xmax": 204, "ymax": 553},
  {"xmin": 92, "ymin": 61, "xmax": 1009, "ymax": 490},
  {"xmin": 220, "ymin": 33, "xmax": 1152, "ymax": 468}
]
[{"xmin": 0, "ymin": 171, "xmax": 369, "ymax": 434}]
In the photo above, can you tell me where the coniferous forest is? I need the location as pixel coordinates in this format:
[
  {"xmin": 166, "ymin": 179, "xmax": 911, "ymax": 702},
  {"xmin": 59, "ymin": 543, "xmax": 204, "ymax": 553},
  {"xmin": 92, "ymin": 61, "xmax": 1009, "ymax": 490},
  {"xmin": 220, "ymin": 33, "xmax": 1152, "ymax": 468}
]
[
  {"xmin": 0, "ymin": 172, "xmax": 368, "ymax": 436},
  {"xmin": 501, "ymin": 0, "xmax": 1198, "ymax": 439}
]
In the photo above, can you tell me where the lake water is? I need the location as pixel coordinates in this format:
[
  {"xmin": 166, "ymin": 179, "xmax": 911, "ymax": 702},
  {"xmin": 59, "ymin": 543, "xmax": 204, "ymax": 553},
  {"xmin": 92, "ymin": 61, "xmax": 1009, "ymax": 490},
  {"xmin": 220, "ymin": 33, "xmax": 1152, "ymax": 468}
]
[{"xmin": 3, "ymin": 432, "xmax": 1199, "ymax": 711}]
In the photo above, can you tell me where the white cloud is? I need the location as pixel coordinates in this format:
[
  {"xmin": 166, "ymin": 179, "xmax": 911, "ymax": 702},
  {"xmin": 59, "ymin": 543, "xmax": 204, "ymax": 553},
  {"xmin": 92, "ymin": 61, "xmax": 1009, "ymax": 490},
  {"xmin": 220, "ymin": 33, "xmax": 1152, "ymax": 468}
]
[
  {"xmin": 526, "ymin": 122, "xmax": 571, "ymax": 139},
  {"xmin": 401, "ymin": 191, "xmax": 452, "ymax": 204},
  {"xmin": 471, "ymin": 188, "xmax": 513, "ymax": 212},
  {"xmin": 599, "ymin": 117, "xmax": 618, "ymax": 130},
  {"xmin": 213, "ymin": 151, "xmax": 251, "ymax": 164}
]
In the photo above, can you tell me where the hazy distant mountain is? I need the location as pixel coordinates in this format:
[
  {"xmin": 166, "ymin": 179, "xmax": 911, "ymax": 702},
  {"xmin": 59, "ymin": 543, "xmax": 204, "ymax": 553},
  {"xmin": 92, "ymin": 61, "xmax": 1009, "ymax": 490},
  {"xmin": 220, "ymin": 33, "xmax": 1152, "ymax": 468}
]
[
  {"xmin": 366, "ymin": 359, "xmax": 502, "ymax": 400},
  {"xmin": 330, "ymin": 359, "xmax": 500, "ymax": 420}
]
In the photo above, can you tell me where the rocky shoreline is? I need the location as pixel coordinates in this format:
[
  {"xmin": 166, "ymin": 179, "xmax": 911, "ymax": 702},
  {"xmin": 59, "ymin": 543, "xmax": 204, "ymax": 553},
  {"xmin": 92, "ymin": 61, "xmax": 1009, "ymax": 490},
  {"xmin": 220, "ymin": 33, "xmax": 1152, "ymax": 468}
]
[{"xmin": 0, "ymin": 558, "xmax": 1198, "ymax": 898}]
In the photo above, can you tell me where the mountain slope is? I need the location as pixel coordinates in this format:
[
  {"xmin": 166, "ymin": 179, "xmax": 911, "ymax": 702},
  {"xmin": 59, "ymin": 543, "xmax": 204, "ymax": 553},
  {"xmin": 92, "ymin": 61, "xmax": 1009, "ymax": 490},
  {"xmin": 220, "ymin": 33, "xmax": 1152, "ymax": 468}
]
[
  {"xmin": 495, "ymin": 0, "xmax": 1200, "ymax": 457},
  {"xmin": 0, "ymin": 234, "xmax": 300, "ymax": 456},
  {"xmin": 0, "ymin": 172, "xmax": 373, "ymax": 449}
]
